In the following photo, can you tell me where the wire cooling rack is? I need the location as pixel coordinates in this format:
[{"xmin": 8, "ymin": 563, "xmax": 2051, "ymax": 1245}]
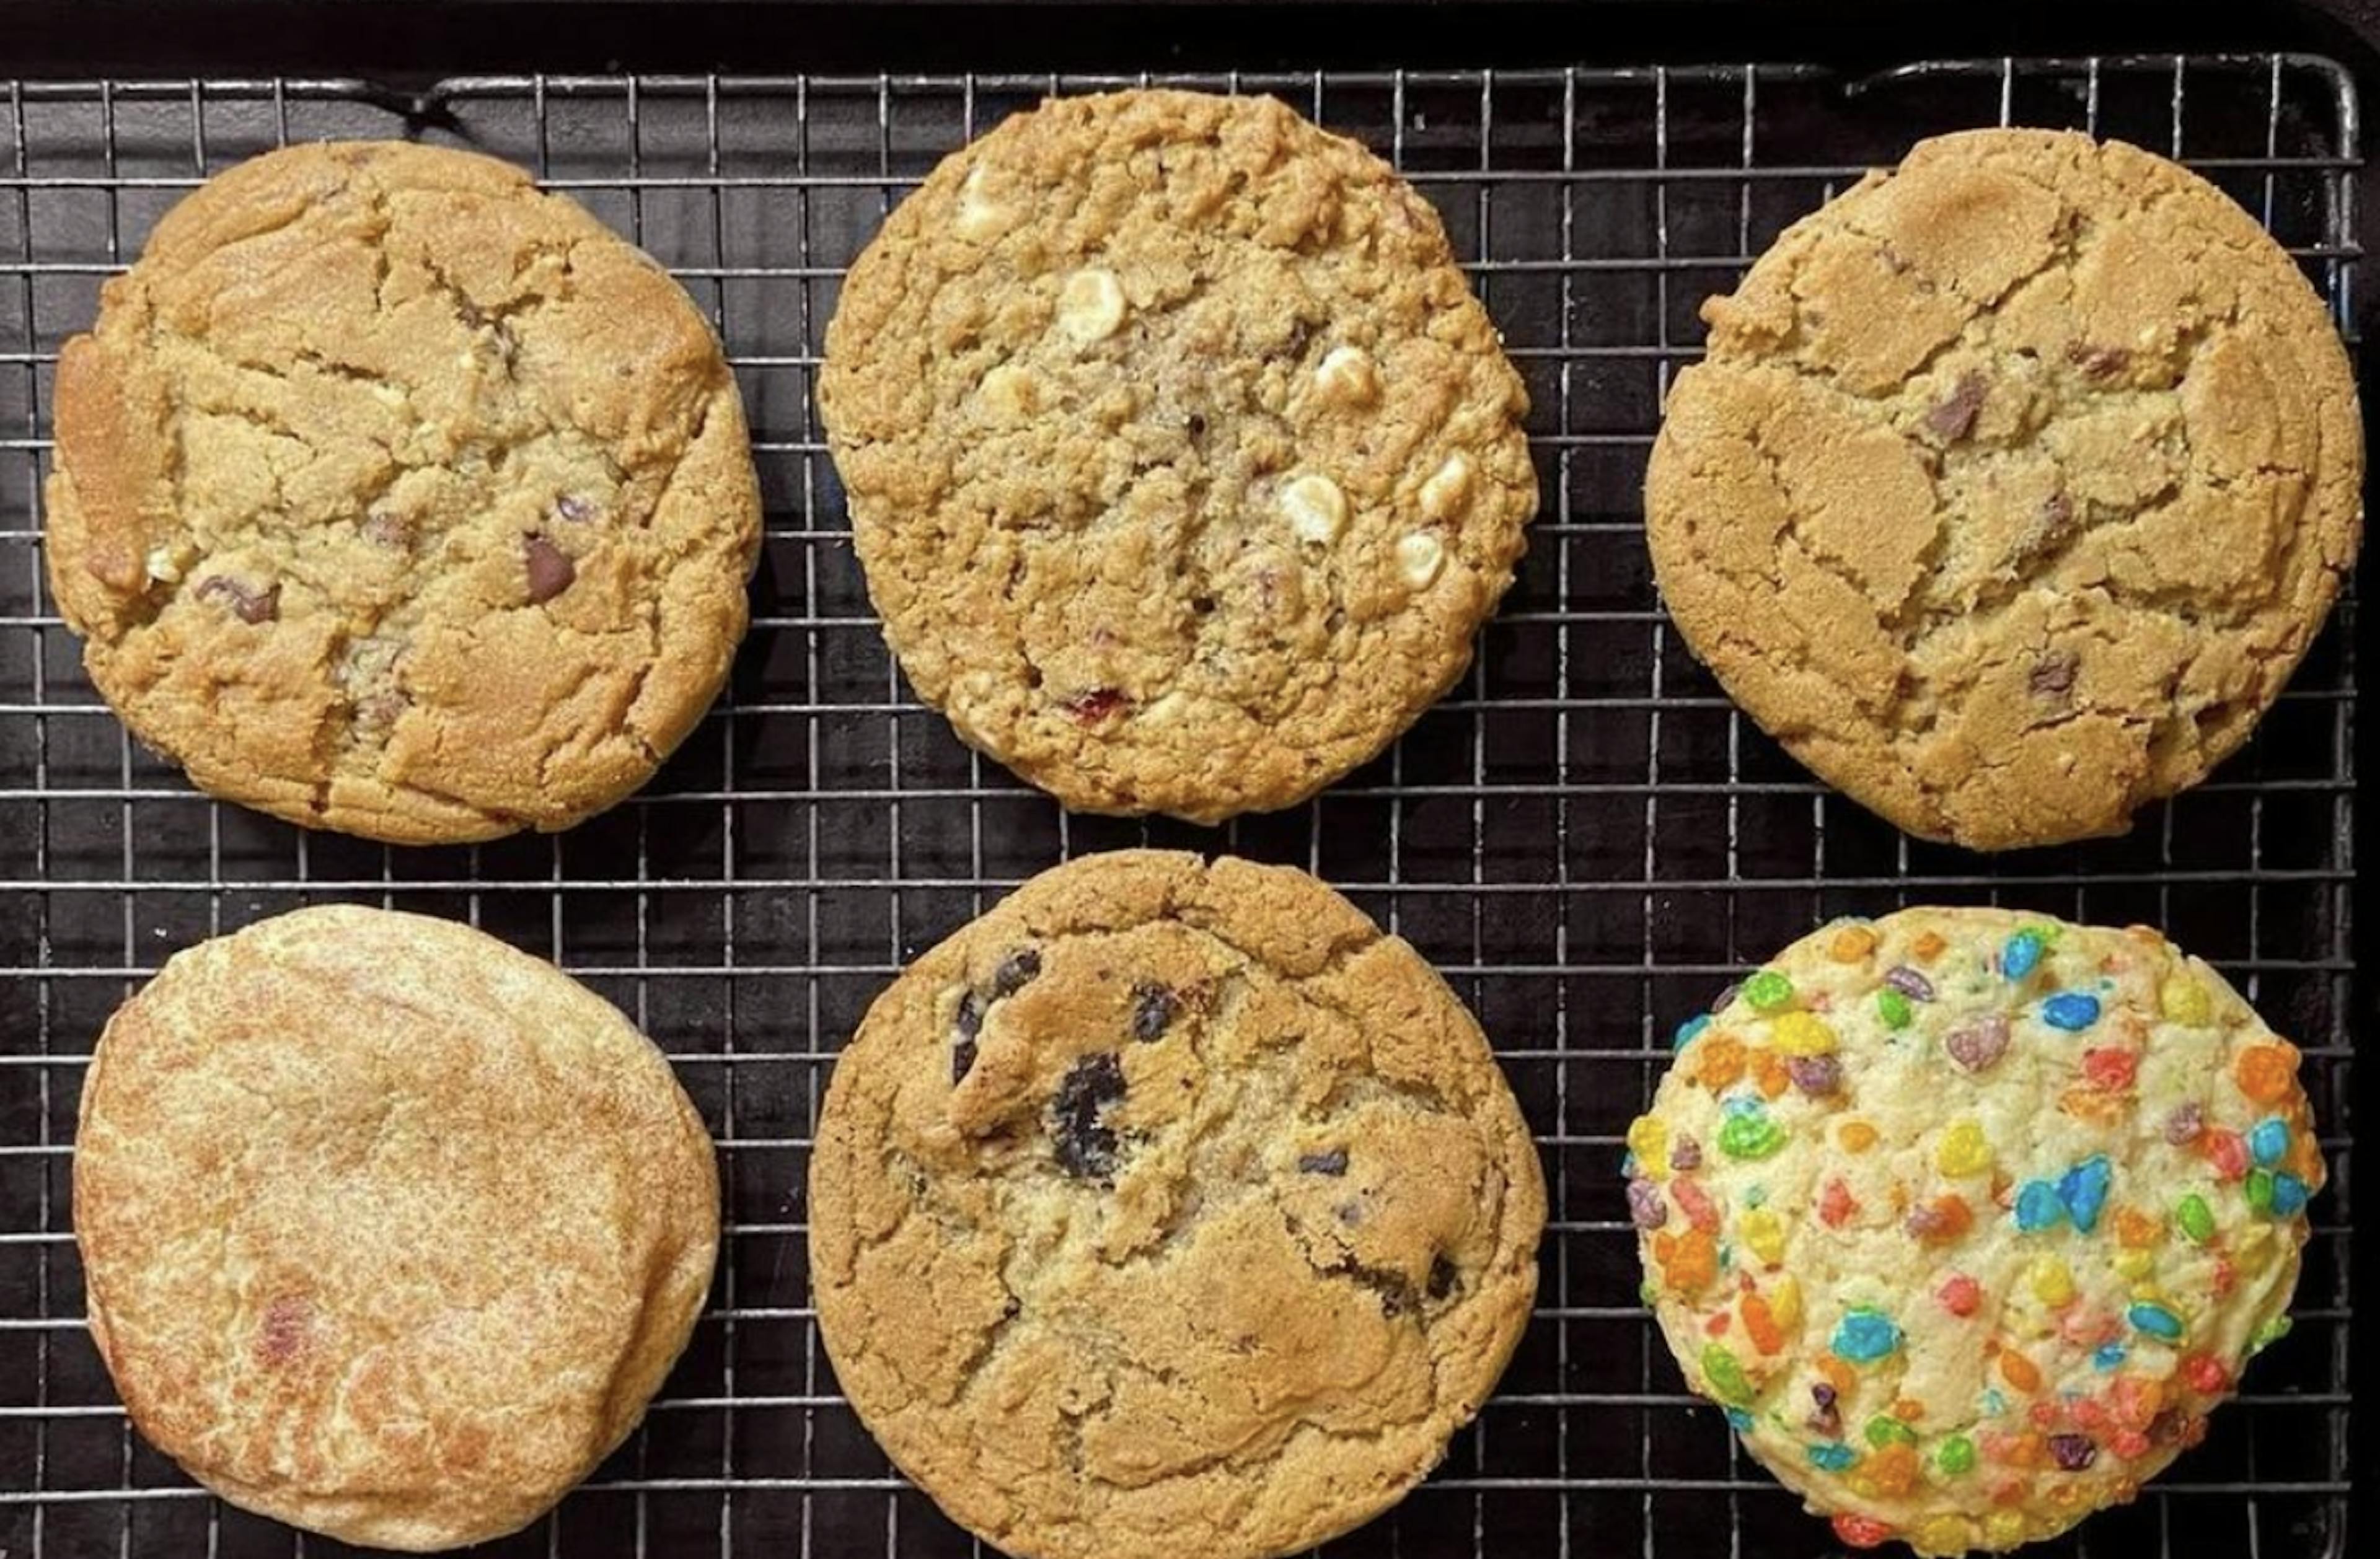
[{"xmin": 0, "ymin": 53, "xmax": 2359, "ymax": 1559}]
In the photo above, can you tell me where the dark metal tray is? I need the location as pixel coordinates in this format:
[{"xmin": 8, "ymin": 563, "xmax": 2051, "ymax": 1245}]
[{"xmin": 0, "ymin": 45, "xmax": 2361, "ymax": 1559}]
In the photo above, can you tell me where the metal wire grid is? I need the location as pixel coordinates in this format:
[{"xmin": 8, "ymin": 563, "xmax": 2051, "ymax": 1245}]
[{"xmin": 0, "ymin": 53, "xmax": 2358, "ymax": 1559}]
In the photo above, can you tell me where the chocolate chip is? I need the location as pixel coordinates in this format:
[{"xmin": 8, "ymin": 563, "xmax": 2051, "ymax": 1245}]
[
  {"xmin": 1130, "ymin": 982, "xmax": 1178, "ymax": 1042},
  {"xmin": 1184, "ymin": 413, "xmax": 1207, "ymax": 442},
  {"xmin": 2048, "ymin": 1433, "xmax": 2099, "ymax": 1472},
  {"xmin": 2030, "ymin": 651, "xmax": 2079, "ymax": 700},
  {"xmin": 952, "ymin": 1036, "xmax": 979, "ymax": 1084},
  {"xmin": 1882, "ymin": 966, "xmax": 1935, "ymax": 1002},
  {"xmin": 1063, "ymin": 687, "xmax": 1127, "ymax": 724},
  {"xmin": 195, "ymin": 576, "xmax": 280, "ymax": 625},
  {"xmin": 1626, "ymin": 1177, "xmax": 1667, "ymax": 1230},
  {"xmin": 524, "ymin": 534, "xmax": 575, "ymax": 604},
  {"xmin": 554, "ymin": 494, "xmax": 597, "ymax": 524},
  {"xmin": 955, "ymin": 990, "xmax": 985, "ymax": 1041},
  {"xmin": 1924, "ymin": 372, "xmax": 1988, "ymax": 442},
  {"xmin": 2068, "ymin": 341, "xmax": 2131, "ymax": 379},
  {"xmin": 1300, "ymin": 1148, "xmax": 1350, "ymax": 1177},
  {"xmin": 991, "ymin": 949, "xmax": 1041, "ymax": 998},
  {"xmin": 951, "ymin": 990, "xmax": 987, "ymax": 1083},
  {"xmin": 1051, "ymin": 1052, "xmax": 1126, "ymax": 1180},
  {"xmin": 1807, "ymin": 1382, "xmax": 1842, "ymax": 1438},
  {"xmin": 1427, "ymin": 1254, "xmax": 1459, "ymax": 1300}
]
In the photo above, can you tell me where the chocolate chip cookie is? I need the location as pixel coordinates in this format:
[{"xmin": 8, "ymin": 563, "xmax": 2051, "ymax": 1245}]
[
  {"xmin": 1631, "ymin": 909, "xmax": 2319, "ymax": 1553},
  {"xmin": 1646, "ymin": 129, "xmax": 2362, "ymax": 850},
  {"xmin": 808, "ymin": 850, "xmax": 1545, "ymax": 1559},
  {"xmin": 74, "ymin": 906, "xmax": 720, "ymax": 1548},
  {"xmin": 45, "ymin": 141, "xmax": 762, "ymax": 844},
  {"xmin": 818, "ymin": 90, "xmax": 1537, "ymax": 823}
]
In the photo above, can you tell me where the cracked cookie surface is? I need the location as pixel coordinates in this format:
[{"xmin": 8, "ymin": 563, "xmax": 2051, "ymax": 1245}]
[
  {"xmin": 808, "ymin": 850, "xmax": 1545, "ymax": 1559},
  {"xmin": 45, "ymin": 141, "xmax": 762, "ymax": 844},
  {"xmin": 818, "ymin": 90, "xmax": 1536, "ymax": 823},
  {"xmin": 73, "ymin": 906, "xmax": 720, "ymax": 1550},
  {"xmin": 1631, "ymin": 908, "xmax": 2319, "ymax": 1554},
  {"xmin": 1646, "ymin": 129, "xmax": 2362, "ymax": 851}
]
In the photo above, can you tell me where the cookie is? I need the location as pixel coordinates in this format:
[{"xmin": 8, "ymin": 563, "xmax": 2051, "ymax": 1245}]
[
  {"xmin": 44, "ymin": 140, "xmax": 762, "ymax": 845},
  {"xmin": 818, "ymin": 90, "xmax": 1536, "ymax": 823},
  {"xmin": 1627, "ymin": 908, "xmax": 2320, "ymax": 1553},
  {"xmin": 1645, "ymin": 129, "xmax": 2362, "ymax": 850},
  {"xmin": 808, "ymin": 850, "xmax": 1545, "ymax": 1559},
  {"xmin": 73, "ymin": 906, "xmax": 720, "ymax": 1549}
]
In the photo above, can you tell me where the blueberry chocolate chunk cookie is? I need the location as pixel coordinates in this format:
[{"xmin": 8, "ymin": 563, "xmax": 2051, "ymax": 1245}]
[
  {"xmin": 74, "ymin": 907, "xmax": 720, "ymax": 1549},
  {"xmin": 1646, "ymin": 129, "xmax": 2362, "ymax": 850},
  {"xmin": 809, "ymin": 850, "xmax": 1545, "ymax": 1559},
  {"xmin": 819, "ymin": 89, "xmax": 1537, "ymax": 823},
  {"xmin": 1629, "ymin": 908, "xmax": 2320, "ymax": 1553},
  {"xmin": 44, "ymin": 141, "xmax": 762, "ymax": 844}
]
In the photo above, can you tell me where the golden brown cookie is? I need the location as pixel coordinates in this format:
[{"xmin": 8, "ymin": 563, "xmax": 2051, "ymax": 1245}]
[
  {"xmin": 818, "ymin": 90, "xmax": 1536, "ymax": 823},
  {"xmin": 1646, "ymin": 129, "xmax": 2362, "ymax": 851},
  {"xmin": 45, "ymin": 141, "xmax": 762, "ymax": 845},
  {"xmin": 1629, "ymin": 908, "xmax": 2319, "ymax": 1553},
  {"xmin": 808, "ymin": 850, "xmax": 1545, "ymax": 1559},
  {"xmin": 73, "ymin": 906, "xmax": 720, "ymax": 1550}
]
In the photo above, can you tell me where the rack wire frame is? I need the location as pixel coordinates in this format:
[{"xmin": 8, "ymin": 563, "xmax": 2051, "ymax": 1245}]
[{"xmin": 0, "ymin": 53, "xmax": 2359, "ymax": 1559}]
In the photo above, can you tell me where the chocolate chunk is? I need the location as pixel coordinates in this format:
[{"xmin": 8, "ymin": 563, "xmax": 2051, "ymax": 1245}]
[
  {"xmin": 195, "ymin": 575, "xmax": 280, "ymax": 625},
  {"xmin": 1063, "ymin": 687, "xmax": 1127, "ymax": 724},
  {"xmin": 991, "ymin": 949, "xmax": 1041, "ymax": 998},
  {"xmin": 2068, "ymin": 341, "xmax": 2131, "ymax": 379},
  {"xmin": 1300, "ymin": 1148, "xmax": 1350, "ymax": 1177},
  {"xmin": 1130, "ymin": 982, "xmax": 1178, "ymax": 1042},
  {"xmin": 1943, "ymin": 1014, "xmax": 2011, "ymax": 1074},
  {"xmin": 1184, "ymin": 413, "xmax": 1207, "ymax": 443},
  {"xmin": 2030, "ymin": 651, "xmax": 2079, "ymax": 701},
  {"xmin": 955, "ymin": 990, "xmax": 985, "ymax": 1041},
  {"xmin": 952, "ymin": 1036, "xmax": 979, "ymax": 1084},
  {"xmin": 1882, "ymin": 966, "xmax": 1935, "ymax": 1002},
  {"xmin": 1427, "ymin": 1254, "xmax": 1459, "ymax": 1300},
  {"xmin": 1924, "ymin": 372, "xmax": 1988, "ymax": 442},
  {"xmin": 524, "ymin": 534, "xmax": 575, "ymax": 604},
  {"xmin": 1626, "ymin": 1176, "xmax": 1667, "ymax": 1230},
  {"xmin": 1807, "ymin": 1382, "xmax": 1842, "ymax": 1438},
  {"xmin": 2048, "ymin": 1433, "xmax": 2099, "ymax": 1472},
  {"xmin": 951, "ymin": 991, "xmax": 987, "ymax": 1083},
  {"xmin": 1051, "ymin": 1052, "xmax": 1126, "ymax": 1180},
  {"xmin": 554, "ymin": 494, "xmax": 597, "ymax": 524}
]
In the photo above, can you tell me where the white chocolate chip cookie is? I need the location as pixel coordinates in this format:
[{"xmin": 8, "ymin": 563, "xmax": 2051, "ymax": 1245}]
[{"xmin": 819, "ymin": 89, "xmax": 1537, "ymax": 823}]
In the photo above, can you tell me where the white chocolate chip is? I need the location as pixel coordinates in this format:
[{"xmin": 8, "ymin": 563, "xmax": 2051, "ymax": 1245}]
[
  {"xmin": 1312, "ymin": 345, "xmax": 1378, "ymax": 405},
  {"xmin": 953, "ymin": 166, "xmax": 1013, "ymax": 242},
  {"xmin": 1419, "ymin": 452, "xmax": 1474, "ymax": 521},
  {"xmin": 976, "ymin": 362, "xmax": 1039, "ymax": 424},
  {"xmin": 1280, "ymin": 474, "xmax": 1348, "ymax": 545},
  {"xmin": 1396, "ymin": 531, "xmax": 1446, "ymax": 589},
  {"xmin": 1057, "ymin": 268, "xmax": 1127, "ymax": 344},
  {"xmin": 143, "ymin": 546, "xmax": 183, "ymax": 585},
  {"xmin": 1142, "ymin": 690, "xmax": 1193, "ymax": 725}
]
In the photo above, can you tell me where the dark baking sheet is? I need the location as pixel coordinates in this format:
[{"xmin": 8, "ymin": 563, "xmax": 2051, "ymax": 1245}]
[{"xmin": 0, "ymin": 40, "xmax": 2363, "ymax": 1559}]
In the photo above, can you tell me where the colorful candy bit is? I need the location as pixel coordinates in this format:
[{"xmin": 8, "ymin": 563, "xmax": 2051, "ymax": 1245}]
[
  {"xmin": 1832, "ymin": 1513, "xmax": 1895, "ymax": 1548},
  {"xmin": 1693, "ymin": 1035, "xmax": 1746, "ymax": 1089},
  {"xmin": 2180, "ymin": 1353, "xmax": 2229, "ymax": 1394},
  {"xmin": 2250, "ymin": 1315, "xmax": 2293, "ymax": 1353},
  {"xmin": 1820, "ymin": 1178, "xmax": 1858, "ymax": 1227},
  {"xmin": 2111, "ymin": 1428, "xmax": 2151, "ymax": 1459},
  {"xmin": 2048, "ymin": 1433, "xmax": 2098, "ymax": 1472},
  {"xmin": 1701, "ymin": 1343, "xmax": 1755, "ymax": 1405},
  {"xmin": 2270, "ymin": 1173, "xmax": 2311, "ymax": 1218},
  {"xmin": 2082, "ymin": 1047, "xmax": 2138, "ymax": 1091},
  {"xmin": 1936, "ymin": 1120, "xmax": 1992, "ymax": 1177},
  {"xmin": 2042, "ymin": 992, "xmax": 2101, "ymax": 1031},
  {"xmin": 1672, "ymin": 1013, "xmax": 1711, "ymax": 1050},
  {"xmin": 2001, "ymin": 929, "xmax": 2046, "ymax": 979},
  {"xmin": 1672, "ymin": 1134, "xmax": 1702, "ymax": 1170},
  {"xmin": 2234, "ymin": 1043, "xmax": 2296, "ymax": 1104},
  {"xmin": 1626, "ymin": 1177, "xmax": 1667, "ymax": 1230},
  {"xmin": 1741, "ymin": 1291, "xmax": 1786, "ymax": 1355},
  {"xmin": 2165, "ymin": 1102, "xmax": 2205, "ymax": 1144},
  {"xmin": 1856, "ymin": 1443, "xmax": 1919, "ymax": 1496},
  {"xmin": 1626, "ymin": 1115, "xmax": 1669, "ymax": 1175},
  {"xmin": 1883, "ymin": 965, "xmax": 1935, "ymax": 1001},
  {"xmin": 1943, "ymin": 1014, "xmax": 2012, "ymax": 1073},
  {"xmin": 2028, "ymin": 1256, "xmax": 2076, "ymax": 1308},
  {"xmin": 2013, "ymin": 1180, "xmax": 2066, "ymax": 1231},
  {"xmin": 1654, "ymin": 1227, "xmax": 1717, "ymax": 1293},
  {"xmin": 2248, "ymin": 1117, "xmax": 2290, "ymax": 1167},
  {"xmin": 2245, "ymin": 1167, "xmax": 2276, "ymax": 1214},
  {"xmin": 2128, "ymin": 1302, "xmax": 2185, "ymax": 1341},
  {"xmin": 1832, "ymin": 1309, "xmax": 1903, "ymax": 1364},
  {"xmin": 2203, "ymin": 1129, "xmax": 2250, "ymax": 1182},
  {"xmin": 2059, "ymin": 1155, "xmax": 2114, "ymax": 1232},
  {"xmin": 2159, "ymin": 973, "xmax": 2213, "ymax": 1025},
  {"xmin": 1904, "ymin": 1195, "xmax": 1973, "ymax": 1245},
  {"xmin": 1864, "ymin": 1415, "xmax": 1918, "ymax": 1448},
  {"xmin": 1936, "ymin": 1434, "xmax": 1978, "ymax": 1473},
  {"xmin": 1786, "ymin": 1054, "xmax": 1842, "ymax": 1097},
  {"xmin": 1742, "ymin": 970, "xmax": 1794, "ymax": 1012},
  {"xmin": 1750, "ymin": 1049, "xmax": 1791, "ymax": 1099},
  {"xmin": 1937, "ymin": 1275, "xmax": 1981, "ymax": 1317},
  {"xmin": 2092, "ymin": 1342, "xmax": 2128, "ymax": 1371},
  {"xmin": 2113, "ymin": 1206, "xmax": 2160, "ymax": 1248},
  {"xmin": 1912, "ymin": 930, "xmax": 1947, "ymax": 962},
  {"xmin": 1829, "ymin": 924, "xmax": 1879, "ymax": 962},
  {"xmin": 1718, "ymin": 1107, "xmax": 1787, "ymax": 1161},
  {"xmin": 2114, "ymin": 1248, "xmax": 2154, "ymax": 1280},
  {"xmin": 1770, "ymin": 1011, "xmax": 1836, "ymax": 1055},
  {"xmin": 1875, "ymin": 988, "xmax": 1913, "ymax": 1030},
  {"xmin": 1984, "ymin": 1511, "xmax": 2028, "ymax": 1547},
  {"xmin": 1998, "ymin": 1349, "xmax": 2043, "ymax": 1393},
  {"xmin": 1838, "ymin": 1120, "xmax": 1879, "ymax": 1153},
  {"xmin": 1738, "ymin": 1208, "xmax": 1786, "ymax": 1266},
  {"xmin": 1809, "ymin": 1442, "xmax": 1858, "ymax": 1471},
  {"xmin": 1916, "ymin": 1516, "xmax": 1970, "ymax": 1553},
  {"xmin": 1671, "ymin": 1177, "xmax": 1719, "ymax": 1232}
]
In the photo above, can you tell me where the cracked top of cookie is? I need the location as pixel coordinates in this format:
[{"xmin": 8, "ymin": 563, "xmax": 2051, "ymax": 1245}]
[
  {"xmin": 44, "ymin": 141, "xmax": 762, "ymax": 844},
  {"xmin": 807, "ymin": 850, "xmax": 1545, "ymax": 1559},
  {"xmin": 1646, "ymin": 128, "xmax": 2363, "ymax": 851},
  {"xmin": 818, "ymin": 90, "xmax": 1537, "ymax": 825}
]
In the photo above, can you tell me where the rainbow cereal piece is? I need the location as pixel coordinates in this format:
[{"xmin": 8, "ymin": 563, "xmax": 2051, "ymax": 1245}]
[{"xmin": 1623, "ymin": 908, "xmax": 2321, "ymax": 1555}]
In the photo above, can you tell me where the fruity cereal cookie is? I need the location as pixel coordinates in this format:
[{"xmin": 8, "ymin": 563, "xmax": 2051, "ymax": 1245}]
[
  {"xmin": 818, "ymin": 90, "xmax": 1536, "ymax": 823},
  {"xmin": 809, "ymin": 851, "xmax": 1545, "ymax": 1559},
  {"xmin": 1626, "ymin": 907, "xmax": 2320, "ymax": 1554}
]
